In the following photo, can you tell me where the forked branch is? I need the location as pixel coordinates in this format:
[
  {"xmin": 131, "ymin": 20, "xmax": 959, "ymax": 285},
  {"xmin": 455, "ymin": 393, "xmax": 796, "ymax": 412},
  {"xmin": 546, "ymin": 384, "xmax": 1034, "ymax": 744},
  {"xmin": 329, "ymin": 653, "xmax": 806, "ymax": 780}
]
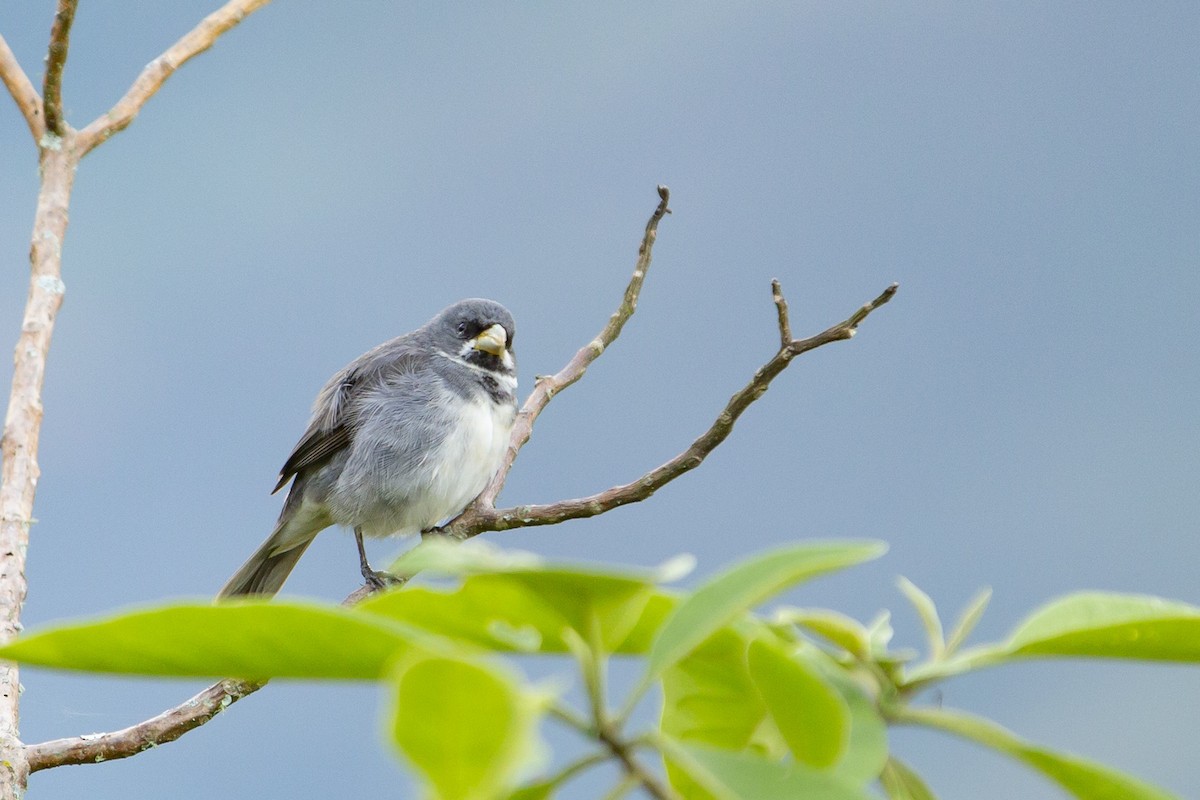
[{"xmin": 444, "ymin": 277, "xmax": 896, "ymax": 538}]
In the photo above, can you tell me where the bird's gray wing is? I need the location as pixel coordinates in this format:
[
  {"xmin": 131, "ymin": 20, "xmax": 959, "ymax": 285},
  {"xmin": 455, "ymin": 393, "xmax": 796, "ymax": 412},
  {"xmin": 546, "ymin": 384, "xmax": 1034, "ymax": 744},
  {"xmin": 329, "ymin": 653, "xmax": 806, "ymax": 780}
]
[{"xmin": 272, "ymin": 335, "xmax": 428, "ymax": 494}]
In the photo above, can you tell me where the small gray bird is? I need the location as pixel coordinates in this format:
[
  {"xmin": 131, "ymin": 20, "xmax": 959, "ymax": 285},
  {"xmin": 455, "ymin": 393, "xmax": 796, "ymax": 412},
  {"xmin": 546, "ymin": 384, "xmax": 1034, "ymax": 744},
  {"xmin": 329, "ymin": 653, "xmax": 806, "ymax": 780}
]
[{"xmin": 219, "ymin": 298, "xmax": 518, "ymax": 598}]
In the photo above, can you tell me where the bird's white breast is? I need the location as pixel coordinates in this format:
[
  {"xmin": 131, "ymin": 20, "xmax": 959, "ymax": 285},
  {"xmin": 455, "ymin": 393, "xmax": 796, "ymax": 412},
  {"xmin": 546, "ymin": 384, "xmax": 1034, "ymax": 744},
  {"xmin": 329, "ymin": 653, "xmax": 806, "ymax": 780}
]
[{"xmin": 394, "ymin": 394, "xmax": 514, "ymax": 535}]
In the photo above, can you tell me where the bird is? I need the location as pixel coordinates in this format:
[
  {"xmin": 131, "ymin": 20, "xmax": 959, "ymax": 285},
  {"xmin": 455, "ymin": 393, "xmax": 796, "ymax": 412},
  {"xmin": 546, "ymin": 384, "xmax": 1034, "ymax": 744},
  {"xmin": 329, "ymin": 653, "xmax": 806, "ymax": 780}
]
[{"xmin": 218, "ymin": 298, "xmax": 518, "ymax": 598}]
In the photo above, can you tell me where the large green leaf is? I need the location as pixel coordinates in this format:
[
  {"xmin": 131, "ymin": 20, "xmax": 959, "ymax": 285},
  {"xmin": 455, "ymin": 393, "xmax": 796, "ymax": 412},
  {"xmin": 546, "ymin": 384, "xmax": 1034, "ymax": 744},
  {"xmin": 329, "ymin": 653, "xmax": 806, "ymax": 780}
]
[
  {"xmin": 661, "ymin": 621, "xmax": 886, "ymax": 796},
  {"xmin": 390, "ymin": 654, "xmax": 544, "ymax": 800},
  {"xmin": 902, "ymin": 706, "xmax": 1179, "ymax": 800},
  {"xmin": 661, "ymin": 740, "xmax": 873, "ymax": 800},
  {"xmin": 0, "ymin": 601, "xmax": 424, "ymax": 679},
  {"xmin": 1005, "ymin": 592, "xmax": 1200, "ymax": 662},
  {"xmin": 809, "ymin": 657, "xmax": 889, "ymax": 785},
  {"xmin": 646, "ymin": 541, "xmax": 886, "ymax": 681},
  {"xmin": 746, "ymin": 638, "xmax": 849, "ymax": 768},
  {"xmin": 359, "ymin": 568, "xmax": 667, "ymax": 655},
  {"xmin": 661, "ymin": 624, "xmax": 785, "ymax": 756}
]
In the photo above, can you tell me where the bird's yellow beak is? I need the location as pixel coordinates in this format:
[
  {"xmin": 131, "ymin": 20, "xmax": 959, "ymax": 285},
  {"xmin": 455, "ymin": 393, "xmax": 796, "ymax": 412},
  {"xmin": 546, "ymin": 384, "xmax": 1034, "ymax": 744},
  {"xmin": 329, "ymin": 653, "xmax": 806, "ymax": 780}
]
[{"xmin": 471, "ymin": 324, "xmax": 508, "ymax": 357}]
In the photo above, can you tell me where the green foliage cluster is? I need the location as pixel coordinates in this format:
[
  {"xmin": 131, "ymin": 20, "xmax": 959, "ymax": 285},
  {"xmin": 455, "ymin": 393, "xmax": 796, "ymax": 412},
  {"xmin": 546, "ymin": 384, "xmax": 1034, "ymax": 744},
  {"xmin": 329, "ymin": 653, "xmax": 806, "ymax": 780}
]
[{"xmin": 3, "ymin": 539, "xmax": 1198, "ymax": 799}]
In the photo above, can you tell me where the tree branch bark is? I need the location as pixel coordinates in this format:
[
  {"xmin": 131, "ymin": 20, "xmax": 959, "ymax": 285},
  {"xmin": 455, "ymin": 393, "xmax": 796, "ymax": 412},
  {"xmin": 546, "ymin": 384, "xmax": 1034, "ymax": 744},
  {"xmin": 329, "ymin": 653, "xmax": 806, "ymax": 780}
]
[
  {"xmin": 41, "ymin": 0, "xmax": 79, "ymax": 137},
  {"xmin": 0, "ymin": 136, "xmax": 82, "ymax": 797},
  {"xmin": 0, "ymin": 34, "xmax": 44, "ymax": 141},
  {"xmin": 75, "ymin": 0, "xmax": 273, "ymax": 155}
]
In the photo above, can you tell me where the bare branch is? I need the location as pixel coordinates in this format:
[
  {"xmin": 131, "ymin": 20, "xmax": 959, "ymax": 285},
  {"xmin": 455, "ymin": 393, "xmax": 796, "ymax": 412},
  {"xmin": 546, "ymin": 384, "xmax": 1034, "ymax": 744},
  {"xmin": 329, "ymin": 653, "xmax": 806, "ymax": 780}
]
[
  {"xmin": 42, "ymin": 0, "xmax": 78, "ymax": 137},
  {"xmin": 76, "ymin": 0, "xmax": 272, "ymax": 155},
  {"xmin": 467, "ymin": 185, "xmax": 671, "ymax": 512},
  {"xmin": 0, "ymin": 34, "xmax": 44, "ymax": 141},
  {"xmin": 449, "ymin": 280, "xmax": 898, "ymax": 537},
  {"xmin": 26, "ymin": 679, "xmax": 262, "ymax": 772}
]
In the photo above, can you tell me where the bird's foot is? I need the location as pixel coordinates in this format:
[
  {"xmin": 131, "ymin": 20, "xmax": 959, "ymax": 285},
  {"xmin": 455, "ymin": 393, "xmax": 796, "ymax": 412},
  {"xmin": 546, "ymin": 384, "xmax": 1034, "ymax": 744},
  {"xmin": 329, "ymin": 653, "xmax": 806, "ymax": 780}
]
[{"xmin": 361, "ymin": 566, "xmax": 403, "ymax": 593}]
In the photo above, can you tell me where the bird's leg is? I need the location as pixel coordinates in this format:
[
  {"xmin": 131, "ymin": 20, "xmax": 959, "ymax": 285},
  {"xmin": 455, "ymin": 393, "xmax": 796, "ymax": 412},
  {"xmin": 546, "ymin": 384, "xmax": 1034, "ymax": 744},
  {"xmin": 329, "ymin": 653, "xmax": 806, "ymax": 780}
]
[{"xmin": 355, "ymin": 527, "xmax": 401, "ymax": 592}]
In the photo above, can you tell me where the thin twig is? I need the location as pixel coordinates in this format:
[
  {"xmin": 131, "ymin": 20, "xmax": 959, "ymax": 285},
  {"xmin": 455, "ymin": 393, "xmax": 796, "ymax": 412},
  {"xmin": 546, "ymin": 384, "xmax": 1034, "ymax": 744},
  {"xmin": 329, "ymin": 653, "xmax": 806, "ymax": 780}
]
[
  {"xmin": 76, "ymin": 0, "xmax": 272, "ymax": 155},
  {"xmin": 26, "ymin": 680, "xmax": 262, "ymax": 772},
  {"xmin": 771, "ymin": 278, "xmax": 791, "ymax": 347},
  {"xmin": 446, "ymin": 279, "xmax": 898, "ymax": 538},
  {"xmin": 42, "ymin": 0, "xmax": 79, "ymax": 137},
  {"xmin": 0, "ymin": 34, "xmax": 44, "ymax": 141}
]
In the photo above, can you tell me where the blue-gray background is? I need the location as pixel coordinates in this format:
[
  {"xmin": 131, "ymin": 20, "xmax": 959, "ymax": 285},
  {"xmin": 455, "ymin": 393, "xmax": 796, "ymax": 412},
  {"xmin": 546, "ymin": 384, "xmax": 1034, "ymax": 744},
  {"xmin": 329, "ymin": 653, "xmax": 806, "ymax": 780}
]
[{"xmin": 2, "ymin": 3, "xmax": 1198, "ymax": 798}]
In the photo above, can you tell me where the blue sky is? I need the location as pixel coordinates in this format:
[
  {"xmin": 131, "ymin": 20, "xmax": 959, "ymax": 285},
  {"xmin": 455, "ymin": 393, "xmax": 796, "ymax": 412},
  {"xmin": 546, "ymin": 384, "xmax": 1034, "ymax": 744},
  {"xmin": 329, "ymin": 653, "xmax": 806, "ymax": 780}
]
[{"xmin": 1, "ymin": 3, "xmax": 1198, "ymax": 798}]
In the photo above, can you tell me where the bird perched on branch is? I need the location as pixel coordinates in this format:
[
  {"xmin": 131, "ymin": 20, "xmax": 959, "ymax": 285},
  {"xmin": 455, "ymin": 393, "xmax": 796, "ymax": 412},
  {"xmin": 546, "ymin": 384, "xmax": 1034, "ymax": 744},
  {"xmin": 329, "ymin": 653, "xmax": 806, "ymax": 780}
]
[{"xmin": 219, "ymin": 298, "xmax": 517, "ymax": 598}]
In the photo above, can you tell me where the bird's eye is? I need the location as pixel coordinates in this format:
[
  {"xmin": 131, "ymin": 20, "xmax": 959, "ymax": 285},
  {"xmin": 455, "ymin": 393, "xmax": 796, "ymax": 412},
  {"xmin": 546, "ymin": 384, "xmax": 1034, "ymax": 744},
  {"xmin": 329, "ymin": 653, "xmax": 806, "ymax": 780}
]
[{"xmin": 457, "ymin": 321, "xmax": 468, "ymax": 335}]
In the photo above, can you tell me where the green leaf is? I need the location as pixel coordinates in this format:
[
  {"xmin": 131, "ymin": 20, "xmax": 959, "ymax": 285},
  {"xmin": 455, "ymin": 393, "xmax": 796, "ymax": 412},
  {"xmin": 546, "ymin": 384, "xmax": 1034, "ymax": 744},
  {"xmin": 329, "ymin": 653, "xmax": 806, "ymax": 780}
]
[
  {"xmin": 901, "ymin": 706, "xmax": 1179, "ymax": 800},
  {"xmin": 0, "ymin": 601, "xmax": 424, "ymax": 679},
  {"xmin": 746, "ymin": 638, "xmax": 849, "ymax": 768},
  {"xmin": 359, "ymin": 569, "xmax": 664, "ymax": 655},
  {"xmin": 1005, "ymin": 592, "xmax": 1200, "ymax": 662},
  {"xmin": 661, "ymin": 621, "xmax": 887, "ymax": 795},
  {"xmin": 661, "ymin": 624, "xmax": 784, "ymax": 756},
  {"xmin": 613, "ymin": 591, "xmax": 678, "ymax": 654},
  {"xmin": 661, "ymin": 739, "xmax": 873, "ymax": 800},
  {"xmin": 646, "ymin": 541, "xmax": 886, "ymax": 681},
  {"xmin": 775, "ymin": 607, "xmax": 871, "ymax": 659},
  {"xmin": 897, "ymin": 577, "xmax": 944, "ymax": 660},
  {"xmin": 880, "ymin": 757, "xmax": 938, "ymax": 800},
  {"xmin": 390, "ymin": 654, "xmax": 543, "ymax": 800},
  {"xmin": 944, "ymin": 587, "xmax": 992, "ymax": 657},
  {"xmin": 811, "ymin": 660, "xmax": 889, "ymax": 785}
]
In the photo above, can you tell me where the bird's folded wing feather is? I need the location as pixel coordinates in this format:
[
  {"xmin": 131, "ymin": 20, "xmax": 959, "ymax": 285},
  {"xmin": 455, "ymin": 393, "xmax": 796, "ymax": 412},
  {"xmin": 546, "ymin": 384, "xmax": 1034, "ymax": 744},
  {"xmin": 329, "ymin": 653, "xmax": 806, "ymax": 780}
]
[
  {"xmin": 271, "ymin": 336, "xmax": 425, "ymax": 494},
  {"xmin": 272, "ymin": 424, "xmax": 353, "ymax": 493}
]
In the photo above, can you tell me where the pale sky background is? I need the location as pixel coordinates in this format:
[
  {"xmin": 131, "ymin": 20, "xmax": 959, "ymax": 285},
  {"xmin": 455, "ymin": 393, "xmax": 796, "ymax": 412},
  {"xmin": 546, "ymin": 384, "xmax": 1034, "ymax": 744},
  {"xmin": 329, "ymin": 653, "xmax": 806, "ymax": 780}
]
[{"xmin": 1, "ymin": 3, "xmax": 1198, "ymax": 798}]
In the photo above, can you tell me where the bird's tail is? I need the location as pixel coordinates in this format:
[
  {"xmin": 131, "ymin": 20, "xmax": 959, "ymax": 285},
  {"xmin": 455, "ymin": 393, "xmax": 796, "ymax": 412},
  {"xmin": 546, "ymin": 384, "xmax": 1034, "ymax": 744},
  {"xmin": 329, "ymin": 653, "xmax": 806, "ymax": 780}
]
[{"xmin": 217, "ymin": 534, "xmax": 314, "ymax": 598}]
